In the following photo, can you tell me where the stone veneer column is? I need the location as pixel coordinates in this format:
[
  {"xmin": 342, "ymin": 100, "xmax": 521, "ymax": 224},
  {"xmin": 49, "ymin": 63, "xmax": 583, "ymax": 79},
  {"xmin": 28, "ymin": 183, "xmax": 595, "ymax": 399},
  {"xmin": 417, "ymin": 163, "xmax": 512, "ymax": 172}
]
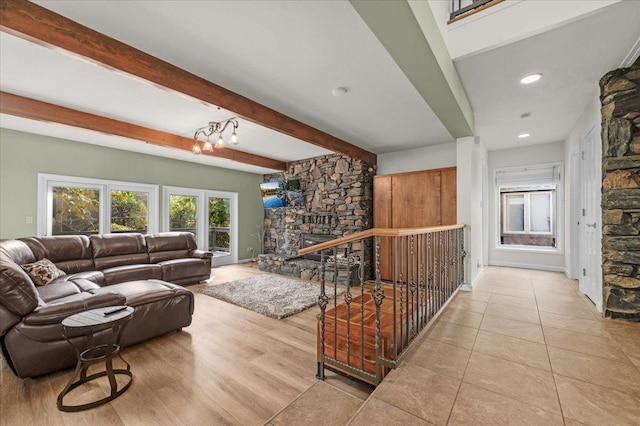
[{"xmin": 601, "ymin": 57, "xmax": 640, "ymax": 320}]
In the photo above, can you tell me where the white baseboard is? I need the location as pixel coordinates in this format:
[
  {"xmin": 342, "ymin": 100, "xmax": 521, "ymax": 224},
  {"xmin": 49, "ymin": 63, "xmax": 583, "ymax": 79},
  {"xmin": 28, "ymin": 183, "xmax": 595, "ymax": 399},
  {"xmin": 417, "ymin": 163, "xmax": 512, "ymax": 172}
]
[
  {"xmin": 488, "ymin": 260, "xmax": 565, "ymax": 273},
  {"xmin": 459, "ymin": 267, "xmax": 484, "ymax": 292}
]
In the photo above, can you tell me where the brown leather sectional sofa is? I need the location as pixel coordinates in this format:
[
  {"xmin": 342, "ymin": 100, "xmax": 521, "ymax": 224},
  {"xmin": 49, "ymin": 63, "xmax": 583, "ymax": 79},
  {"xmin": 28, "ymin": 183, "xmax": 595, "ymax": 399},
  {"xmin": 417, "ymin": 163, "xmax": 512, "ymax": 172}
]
[{"xmin": 0, "ymin": 232, "xmax": 212, "ymax": 378}]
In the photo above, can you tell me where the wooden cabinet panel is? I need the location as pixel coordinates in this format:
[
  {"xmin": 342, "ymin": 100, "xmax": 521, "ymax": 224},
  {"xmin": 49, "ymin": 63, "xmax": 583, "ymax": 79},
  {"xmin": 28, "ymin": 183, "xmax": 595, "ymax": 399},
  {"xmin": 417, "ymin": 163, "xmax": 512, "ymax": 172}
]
[
  {"xmin": 392, "ymin": 170, "xmax": 441, "ymax": 228},
  {"xmin": 373, "ymin": 167, "xmax": 456, "ymax": 281},
  {"xmin": 440, "ymin": 168, "xmax": 457, "ymax": 226},
  {"xmin": 373, "ymin": 175, "xmax": 393, "ymax": 280},
  {"xmin": 373, "ymin": 175, "xmax": 392, "ymax": 228}
]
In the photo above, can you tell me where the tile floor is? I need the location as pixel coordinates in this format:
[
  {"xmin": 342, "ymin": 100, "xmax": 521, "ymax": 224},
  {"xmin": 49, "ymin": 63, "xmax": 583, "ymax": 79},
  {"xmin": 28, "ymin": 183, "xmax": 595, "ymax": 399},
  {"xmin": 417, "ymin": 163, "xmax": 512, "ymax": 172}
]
[{"xmin": 271, "ymin": 266, "xmax": 640, "ymax": 425}]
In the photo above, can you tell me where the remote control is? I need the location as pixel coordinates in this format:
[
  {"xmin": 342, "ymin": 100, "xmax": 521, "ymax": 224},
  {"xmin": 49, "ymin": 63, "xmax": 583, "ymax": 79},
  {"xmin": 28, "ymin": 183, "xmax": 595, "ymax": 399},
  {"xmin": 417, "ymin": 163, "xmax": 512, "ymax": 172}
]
[{"xmin": 103, "ymin": 306, "xmax": 128, "ymax": 316}]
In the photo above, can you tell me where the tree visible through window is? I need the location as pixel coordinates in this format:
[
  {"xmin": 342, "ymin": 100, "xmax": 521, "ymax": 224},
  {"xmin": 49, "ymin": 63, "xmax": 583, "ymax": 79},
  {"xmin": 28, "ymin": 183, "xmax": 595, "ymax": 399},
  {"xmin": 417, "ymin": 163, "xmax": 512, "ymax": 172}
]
[
  {"xmin": 209, "ymin": 197, "xmax": 230, "ymax": 253},
  {"xmin": 110, "ymin": 190, "xmax": 148, "ymax": 233},
  {"xmin": 52, "ymin": 187, "xmax": 100, "ymax": 235},
  {"xmin": 44, "ymin": 176, "xmax": 157, "ymax": 236},
  {"xmin": 169, "ymin": 195, "xmax": 198, "ymax": 234}
]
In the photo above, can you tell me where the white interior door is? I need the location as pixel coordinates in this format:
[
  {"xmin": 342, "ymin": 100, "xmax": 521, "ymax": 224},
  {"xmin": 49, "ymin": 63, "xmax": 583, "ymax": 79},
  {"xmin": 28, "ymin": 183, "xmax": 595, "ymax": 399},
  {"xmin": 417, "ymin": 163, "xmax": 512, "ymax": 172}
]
[{"xmin": 579, "ymin": 126, "xmax": 602, "ymax": 310}]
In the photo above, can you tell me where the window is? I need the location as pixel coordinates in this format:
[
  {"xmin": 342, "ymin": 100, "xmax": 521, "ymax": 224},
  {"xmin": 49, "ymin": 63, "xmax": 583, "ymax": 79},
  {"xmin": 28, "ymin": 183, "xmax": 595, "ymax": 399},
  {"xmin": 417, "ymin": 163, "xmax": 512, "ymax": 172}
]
[
  {"xmin": 52, "ymin": 186, "xmax": 100, "ymax": 235},
  {"xmin": 494, "ymin": 163, "xmax": 563, "ymax": 252},
  {"xmin": 169, "ymin": 194, "xmax": 199, "ymax": 237},
  {"xmin": 209, "ymin": 197, "xmax": 231, "ymax": 255},
  {"xmin": 500, "ymin": 186, "xmax": 555, "ymax": 247},
  {"xmin": 110, "ymin": 190, "xmax": 149, "ymax": 233},
  {"xmin": 38, "ymin": 174, "xmax": 158, "ymax": 236},
  {"xmin": 163, "ymin": 186, "xmax": 238, "ymax": 266}
]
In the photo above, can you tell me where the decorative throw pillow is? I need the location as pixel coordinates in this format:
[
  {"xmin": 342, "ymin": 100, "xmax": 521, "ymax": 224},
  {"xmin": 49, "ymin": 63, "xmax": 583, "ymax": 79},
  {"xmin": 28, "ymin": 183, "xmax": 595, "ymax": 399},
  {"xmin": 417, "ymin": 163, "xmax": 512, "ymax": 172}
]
[{"xmin": 21, "ymin": 259, "xmax": 66, "ymax": 286}]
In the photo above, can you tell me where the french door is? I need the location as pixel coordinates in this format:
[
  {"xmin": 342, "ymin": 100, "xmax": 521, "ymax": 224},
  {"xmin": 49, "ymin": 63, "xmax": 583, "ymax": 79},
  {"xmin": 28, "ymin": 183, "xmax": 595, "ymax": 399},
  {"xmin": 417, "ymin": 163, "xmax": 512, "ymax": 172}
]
[{"xmin": 164, "ymin": 187, "xmax": 237, "ymax": 267}]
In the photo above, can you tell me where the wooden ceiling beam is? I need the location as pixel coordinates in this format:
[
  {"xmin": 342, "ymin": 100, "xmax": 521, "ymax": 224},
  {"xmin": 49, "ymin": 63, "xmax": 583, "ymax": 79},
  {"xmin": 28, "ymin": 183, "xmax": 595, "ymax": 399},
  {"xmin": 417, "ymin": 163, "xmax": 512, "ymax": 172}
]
[
  {"xmin": 0, "ymin": 92, "xmax": 287, "ymax": 171},
  {"xmin": 0, "ymin": 0, "xmax": 377, "ymax": 165}
]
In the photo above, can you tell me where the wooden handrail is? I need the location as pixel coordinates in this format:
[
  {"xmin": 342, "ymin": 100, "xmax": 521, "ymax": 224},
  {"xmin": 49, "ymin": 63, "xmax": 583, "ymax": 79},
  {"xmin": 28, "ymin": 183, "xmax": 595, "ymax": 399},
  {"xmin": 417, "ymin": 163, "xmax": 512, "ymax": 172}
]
[{"xmin": 297, "ymin": 224, "xmax": 465, "ymax": 255}]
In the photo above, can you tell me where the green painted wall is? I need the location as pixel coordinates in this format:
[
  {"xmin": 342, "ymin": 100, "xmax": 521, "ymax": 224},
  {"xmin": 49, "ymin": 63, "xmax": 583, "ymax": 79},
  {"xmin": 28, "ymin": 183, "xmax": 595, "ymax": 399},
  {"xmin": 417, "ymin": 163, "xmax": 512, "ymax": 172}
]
[{"xmin": 0, "ymin": 128, "xmax": 264, "ymax": 260}]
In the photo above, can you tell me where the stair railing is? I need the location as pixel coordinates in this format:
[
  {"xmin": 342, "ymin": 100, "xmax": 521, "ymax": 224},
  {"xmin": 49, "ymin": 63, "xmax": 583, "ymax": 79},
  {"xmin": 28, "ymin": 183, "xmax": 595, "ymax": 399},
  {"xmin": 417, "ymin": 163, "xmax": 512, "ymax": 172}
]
[{"xmin": 299, "ymin": 224, "xmax": 465, "ymax": 386}]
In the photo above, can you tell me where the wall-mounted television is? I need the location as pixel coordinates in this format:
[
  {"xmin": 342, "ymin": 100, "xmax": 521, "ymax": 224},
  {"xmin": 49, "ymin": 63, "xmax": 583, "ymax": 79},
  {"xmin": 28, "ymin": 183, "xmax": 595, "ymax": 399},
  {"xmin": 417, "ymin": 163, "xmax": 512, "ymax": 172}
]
[{"xmin": 260, "ymin": 180, "xmax": 303, "ymax": 209}]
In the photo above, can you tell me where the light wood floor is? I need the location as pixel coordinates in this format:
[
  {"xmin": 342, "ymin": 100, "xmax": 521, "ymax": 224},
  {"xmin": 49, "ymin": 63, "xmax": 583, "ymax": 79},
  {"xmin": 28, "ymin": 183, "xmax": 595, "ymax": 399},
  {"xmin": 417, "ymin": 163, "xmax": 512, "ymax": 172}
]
[
  {"xmin": 0, "ymin": 264, "xmax": 371, "ymax": 426},
  {"xmin": 5, "ymin": 265, "xmax": 640, "ymax": 425}
]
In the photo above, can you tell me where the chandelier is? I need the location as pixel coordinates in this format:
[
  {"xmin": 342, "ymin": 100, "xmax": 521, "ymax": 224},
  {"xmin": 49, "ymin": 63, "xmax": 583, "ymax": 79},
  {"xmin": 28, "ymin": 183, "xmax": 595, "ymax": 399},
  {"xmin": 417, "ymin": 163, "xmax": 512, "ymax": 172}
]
[{"xmin": 192, "ymin": 118, "xmax": 239, "ymax": 154}]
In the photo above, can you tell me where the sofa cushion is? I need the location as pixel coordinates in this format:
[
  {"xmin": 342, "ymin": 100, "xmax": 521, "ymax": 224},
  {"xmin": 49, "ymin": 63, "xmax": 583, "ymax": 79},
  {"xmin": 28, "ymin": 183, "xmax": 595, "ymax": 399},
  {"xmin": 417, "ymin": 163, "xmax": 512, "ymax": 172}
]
[
  {"xmin": 0, "ymin": 239, "xmax": 37, "ymax": 265},
  {"xmin": 20, "ymin": 236, "xmax": 94, "ymax": 274},
  {"xmin": 159, "ymin": 258, "xmax": 209, "ymax": 282},
  {"xmin": 21, "ymin": 259, "xmax": 66, "ymax": 286},
  {"xmin": 90, "ymin": 233, "xmax": 150, "ymax": 269},
  {"xmin": 54, "ymin": 270, "xmax": 105, "ymax": 286},
  {"xmin": 0, "ymin": 260, "xmax": 40, "ymax": 316},
  {"xmin": 36, "ymin": 279, "xmax": 101, "ymax": 303},
  {"xmin": 90, "ymin": 279, "xmax": 188, "ymax": 307},
  {"xmin": 24, "ymin": 292, "xmax": 126, "ymax": 326},
  {"xmin": 145, "ymin": 232, "xmax": 197, "ymax": 263},
  {"xmin": 102, "ymin": 264, "xmax": 162, "ymax": 285}
]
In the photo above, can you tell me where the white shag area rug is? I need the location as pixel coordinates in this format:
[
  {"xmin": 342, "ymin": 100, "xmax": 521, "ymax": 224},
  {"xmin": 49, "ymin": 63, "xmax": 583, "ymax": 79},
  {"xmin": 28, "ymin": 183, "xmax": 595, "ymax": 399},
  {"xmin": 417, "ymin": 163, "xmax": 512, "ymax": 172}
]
[{"xmin": 200, "ymin": 275, "xmax": 344, "ymax": 319}]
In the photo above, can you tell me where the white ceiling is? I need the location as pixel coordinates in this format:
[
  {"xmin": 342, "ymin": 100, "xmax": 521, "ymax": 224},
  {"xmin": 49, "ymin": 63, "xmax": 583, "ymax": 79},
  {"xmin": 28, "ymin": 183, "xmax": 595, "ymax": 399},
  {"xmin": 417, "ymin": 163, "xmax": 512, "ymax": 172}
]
[
  {"xmin": 455, "ymin": 0, "xmax": 640, "ymax": 151},
  {"xmin": 0, "ymin": 0, "xmax": 453, "ymax": 175},
  {"xmin": 1, "ymin": 1, "xmax": 638, "ymax": 173}
]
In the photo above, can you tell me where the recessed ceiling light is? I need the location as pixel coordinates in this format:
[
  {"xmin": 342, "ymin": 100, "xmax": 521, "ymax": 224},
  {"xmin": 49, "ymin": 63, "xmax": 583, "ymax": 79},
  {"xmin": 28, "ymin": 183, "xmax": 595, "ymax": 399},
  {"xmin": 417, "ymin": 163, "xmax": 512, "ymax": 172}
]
[
  {"xmin": 332, "ymin": 86, "xmax": 348, "ymax": 97},
  {"xmin": 518, "ymin": 133, "xmax": 531, "ymax": 138},
  {"xmin": 520, "ymin": 74, "xmax": 542, "ymax": 84}
]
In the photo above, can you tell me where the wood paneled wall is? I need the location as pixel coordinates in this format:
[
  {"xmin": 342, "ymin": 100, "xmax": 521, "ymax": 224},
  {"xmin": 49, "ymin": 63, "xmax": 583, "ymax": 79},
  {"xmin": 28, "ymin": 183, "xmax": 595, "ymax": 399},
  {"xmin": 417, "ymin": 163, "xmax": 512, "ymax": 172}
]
[{"xmin": 373, "ymin": 167, "xmax": 457, "ymax": 279}]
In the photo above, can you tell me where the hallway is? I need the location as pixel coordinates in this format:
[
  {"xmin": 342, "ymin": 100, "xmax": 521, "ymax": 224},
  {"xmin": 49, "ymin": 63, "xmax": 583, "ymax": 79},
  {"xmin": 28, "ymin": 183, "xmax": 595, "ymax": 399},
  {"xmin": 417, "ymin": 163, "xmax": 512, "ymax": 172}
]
[
  {"xmin": 345, "ymin": 266, "xmax": 640, "ymax": 425},
  {"xmin": 271, "ymin": 266, "xmax": 640, "ymax": 425}
]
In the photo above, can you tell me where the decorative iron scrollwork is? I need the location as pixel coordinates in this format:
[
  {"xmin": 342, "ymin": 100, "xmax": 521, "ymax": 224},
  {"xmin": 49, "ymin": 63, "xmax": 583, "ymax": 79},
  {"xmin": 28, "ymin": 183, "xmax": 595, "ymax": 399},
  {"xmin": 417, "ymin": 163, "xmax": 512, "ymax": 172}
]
[
  {"xmin": 318, "ymin": 294, "xmax": 329, "ymax": 310},
  {"xmin": 371, "ymin": 287, "xmax": 385, "ymax": 306}
]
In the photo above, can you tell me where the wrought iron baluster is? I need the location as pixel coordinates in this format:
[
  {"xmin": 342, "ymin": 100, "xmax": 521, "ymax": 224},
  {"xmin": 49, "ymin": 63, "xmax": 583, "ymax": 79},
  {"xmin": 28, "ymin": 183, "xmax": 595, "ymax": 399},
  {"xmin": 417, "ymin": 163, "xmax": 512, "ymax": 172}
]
[
  {"xmin": 459, "ymin": 228, "xmax": 466, "ymax": 287},
  {"xmin": 451, "ymin": 230, "xmax": 455, "ymax": 296},
  {"xmin": 360, "ymin": 238, "xmax": 365, "ymax": 372},
  {"xmin": 392, "ymin": 236, "xmax": 398, "ymax": 361},
  {"xmin": 419, "ymin": 233, "xmax": 425, "ymax": 328},
  {"xmin": 444, "ymin": 230, "xmax": 450, "ymax": 299},
  {"xmin": 409, "ymin": 235, "xmax": 416, "ymax": 340},
  {"xmin": 438, "ymin": 231, "xmax": 447, "ymax": 308},
  {"xmin": 372, "ymin": 236, "xmax": 385, "ymax": 385},
  {"xmin": 333, "ymin": 247, "xmax": 338, "ymax": 361},
  {"xmin": 345, "ymin": 243, "xmax": 353, "ymax": 368},
  {"xmin": 317, "ymin": 251, "xmax": 329, "ymax": 380}
]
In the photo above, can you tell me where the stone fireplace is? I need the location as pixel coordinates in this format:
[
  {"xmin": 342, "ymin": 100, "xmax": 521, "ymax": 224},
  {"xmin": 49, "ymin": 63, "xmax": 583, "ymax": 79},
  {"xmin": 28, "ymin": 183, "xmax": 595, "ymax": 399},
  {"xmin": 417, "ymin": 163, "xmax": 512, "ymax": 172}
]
[
  {"xmin": 300, "ymin": 233, "xmax": 337, "ymax": 261},
  {"xmin": 600, "ymin": 57, "xmax": 640, "ymax": 321},
  {"xmin": 258, "ymin": 153, "xmax": 375, "ymax": 284}
]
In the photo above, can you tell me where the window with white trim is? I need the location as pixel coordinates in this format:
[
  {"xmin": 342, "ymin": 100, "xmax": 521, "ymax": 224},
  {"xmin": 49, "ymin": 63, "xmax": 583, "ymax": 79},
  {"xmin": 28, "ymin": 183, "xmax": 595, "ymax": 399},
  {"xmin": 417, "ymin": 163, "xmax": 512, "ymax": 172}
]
[
  {"xmin": 494, "ymin": 164, "xmax": 563, "ymax": 251},
  {"xmin": 38, "ymin": 174, "xmax": 158, "ymax": 236}
]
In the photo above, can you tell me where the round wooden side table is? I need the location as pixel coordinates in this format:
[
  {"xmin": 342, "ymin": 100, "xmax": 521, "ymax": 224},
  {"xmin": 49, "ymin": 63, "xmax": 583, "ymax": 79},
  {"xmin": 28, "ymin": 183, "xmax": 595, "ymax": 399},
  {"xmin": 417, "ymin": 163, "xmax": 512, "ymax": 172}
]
[{"xmin": 57, "ymin": 306, "xmax": 134, "ymax": 412}]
